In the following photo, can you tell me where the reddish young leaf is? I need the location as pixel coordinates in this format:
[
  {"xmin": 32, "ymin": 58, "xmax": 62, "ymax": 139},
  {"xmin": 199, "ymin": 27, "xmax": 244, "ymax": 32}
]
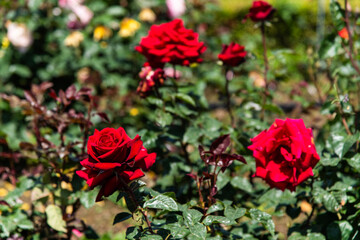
[{"xmin": 210, "ymin": 134, "xmax": 230, "ymax": 155}]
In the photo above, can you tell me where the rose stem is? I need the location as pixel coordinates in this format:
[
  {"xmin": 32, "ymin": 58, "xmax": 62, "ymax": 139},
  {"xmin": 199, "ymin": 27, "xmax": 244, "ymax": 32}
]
[
  {"xmin": 344, "ymin": 0, "xmax": 360, "ymax": 139},
  {"xmin": 307, "ymin": 59, "xmax": 324, "ymax": 104},
  {"xmin": 260, "ymin": 21, "xmax": 269, "ymax": 121},
  {"xmin": 344, "ymin": 0, "xmax": 360, "ymax": 76},
  {"xmin": 81, "ymin": 98, "xmax": 92, "ymax": 156},
  {"xmin": 334, "ymin": 79, "xmax": 352, "ymax": 135},
  {"xmin": 305, "ymin": 178, "xmax": 316, "ymax": 226},
  {"xmin": 153, "ymin": 79, "xmax": 162, "ymax": 100},
  {"xmin": 172, "ymin": 64, "xmax": 179, "ymax": 92},
  {"xmin": 225, "ymin": 68, "xmax": 235, "ymax": 127},
  {"xmin": 120, "ymin": 179, "xmax": 154, "ymax": 234},
  {"xmin": 197, "ymin": 177, "xmax": 205, "ymax": 208}
]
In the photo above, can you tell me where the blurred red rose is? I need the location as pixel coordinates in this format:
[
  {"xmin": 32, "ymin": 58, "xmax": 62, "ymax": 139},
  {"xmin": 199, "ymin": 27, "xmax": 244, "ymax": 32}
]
[
  {"xmin": 245, "ymin": 1, "xmax": 276, "ymax": 22},
  {"xmin": 338, "ymin": 27, "xmax": 349, "ymax": 40},
  {"xmin": 135, "ymin": 19, "xmax": 206, "ymax": 68},
  {"xmin": 218, "ymin": 43, "xmax": 247, "ymax": 67},
  {"xmin": 248, "ymin": 118, "xmax": 320, "ymax": 191},
  {"xmin": 76, "ymin": 127, "xmax": 156, "ymax": 201},
  {"xmin": 137, "ymin": 66, "xmax": 166, "ymax": 98}
]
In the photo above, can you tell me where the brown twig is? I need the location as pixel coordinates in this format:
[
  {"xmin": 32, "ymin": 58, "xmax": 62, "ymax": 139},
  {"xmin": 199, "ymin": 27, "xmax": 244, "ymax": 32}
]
[
  {"xmin": 344, "ymin": 0, "xmax": 360, "ymax": 76},
  {"xmin": 260, "ymin": 22, "xmax": 269, "ymax": 121},
  {"xmin": 126, "ymin": 185, "xmax": 154, "ymax": 234},
  {"xmin": 81, "ymin": 99, "xmax": 92, "ymax": 156},
  {"xmin": 335, "ymin": 79, "xmax": 352, "ymax": 135},
  {"xmin": 225, "ymin": 69, "xmax": 235, "ymax": 127}
]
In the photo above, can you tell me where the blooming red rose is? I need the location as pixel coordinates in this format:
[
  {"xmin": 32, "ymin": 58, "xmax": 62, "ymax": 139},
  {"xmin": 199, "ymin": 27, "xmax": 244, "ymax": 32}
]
[
  {"xmin": 135, "ymin": 19, "xmax": 206, "ymax": 68},
  {"xmin": 338, "ymin": 27, "xmax": 349, "ymax": 40},
  {"xmin": 76, "ymin": 127, "xmax": 156, "ymax": 201},
  {"xmin": 245, "ymin": 1, "xmax": 276, "ymax": 22},
  {"xmin": 218, "ymin": 43, "xmax": 247, "ymax": 67},
  {"xmin": 248, "ymin": 118, "xmax": 320, "ymax": 191},
  {"xmin": 137, "ymin": 66, "xmax": 166, "ymax": 98}
]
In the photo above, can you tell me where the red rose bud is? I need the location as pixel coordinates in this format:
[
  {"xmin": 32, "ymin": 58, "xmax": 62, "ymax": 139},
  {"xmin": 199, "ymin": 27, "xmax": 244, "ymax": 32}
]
[
  {"xmin": 76, "ymin": 127, "xmax": 156, "ymax": 201},
  {"xmin": 338, "ymin": 27, "xmax": 349, "ymax": 40},
  {"xmin": 135, "ymin": 19, "xmax": 206, "ymax": 68},
  {"xmin": 248, "ymin": 118, "xmax": 320, "ymax": 191},
  {"xmin": 218, "ymin": 43, "xmax": 247, "ymax": 67},
  {"xmin": 245, "ymin": 1, "xmax": 276, "ymax": 22},
  {"xmin": 137, "ymin": 66, "xmax": 166, "ymax": 98}
]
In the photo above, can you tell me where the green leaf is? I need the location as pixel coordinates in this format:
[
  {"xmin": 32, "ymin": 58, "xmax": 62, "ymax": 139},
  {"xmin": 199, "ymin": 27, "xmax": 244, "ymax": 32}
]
[
  {"xmin": 224, "ymin": 206, "xmax": 246, "ymax": 220},
  {"xmin": 163, "ymin": 223, "xmax": 189, "ymax": 239},
  {"xmin": 9, "ymin": 64, "xmax": 32, "ymax": 78},
  {"xmin": 156, "ymin": 110, "xmax": 173, "ymax": 127},
  {"xmin": 188, "ymin": 223, "xmax": 207, "ymax": 240},
  {"xmin": 330, "ymin": 0, "xmax": 345, "ymax": 31},
  {"xmin": 143, "ymin": 194, "xmax": 178, "ymax": 211},
  {"xmin": 113, "ymin": 212, "xmax": 132, "ymax": 225},
  {"xmin": 249, "ymin": 209, "xmax": 275, "ymax": 237},
  {"xmin": 230, "ymin": 176, "xmax": 253, "ymax": 193},
  {"xmin": 341, "ymin": 133, "xmax": 359, "ymax": 158},
  {"xmin": 327, "ymin": 221, "xmax": 353, "ymax": 240},
  {"xmin": 183, "ymin": 208, "xmax": 203, "ymax": 226},
  {"xmin": 106, "ymin": 6, "xmax": 126, "ymax": 16},
  {"xmin": 79, "ymin": 189, "xmax": 99, "ymax": 209},
  {"xmin": 203, "ymin": 216, "xmax": 231, "ymax": 226},
  {"xmin": 141, "ymin": 235, "xmax": 163, "ymax": 240},
  {"xmin": 319, "ymin": 37, "xmax": 340, "ymax": 59},
  {"xmin": 346, "ymin": 154, "xmax": 360, "ymax": 172},
  {"xmin": 17, "ymin": 219, "xmax": 34, "ymax": 230},
  {"xmin": 175, "ymin": 93, "xmax": 196, "ymax": 107},
  {"xmin": 320, "ymin": 152, "xmax": 340, "ymax": 166},
  {"xmin": 306, "ymin": 233, "xmax": 326, "ymax": 240},
  {"xmin": 263, "ymin": 104, "xmax": 284, "ymax": 115},
  {"xmin": 216, "ymin": 171, "xmax": 230, "ymax": 191},
  {"xmin": 45, "ymin": 205, "xmax": 67, "ymax": 232},
  {"xmin": 206, "ymin": 202, "xmax": 224, "ymax": 215},
  {"xmin": 183, "ymin": 126, "xmax": 201, "ymax": 144},
  {"xmin": 126, "ymin": 226, "xmax": 141, "ymax": 239},
  {"xmin": 313, "ymin": 188, "xmax": 340, "ymax": 212}
]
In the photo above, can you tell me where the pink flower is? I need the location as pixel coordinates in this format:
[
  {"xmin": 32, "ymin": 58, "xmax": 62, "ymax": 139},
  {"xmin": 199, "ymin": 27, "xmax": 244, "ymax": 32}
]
[
  {"xmin": 59, "ymin": 0, "xmax": 93, "ymax": 28},
  {"xmin": 6, "ymin": 22, "xmax": 33, "ymax": 52},
  {"xmin": 166, "ymin": 0, "xmax": 186, "ymax": 19}
]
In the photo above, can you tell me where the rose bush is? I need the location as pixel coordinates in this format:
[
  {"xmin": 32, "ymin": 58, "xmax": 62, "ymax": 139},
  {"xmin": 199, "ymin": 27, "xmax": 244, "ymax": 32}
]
[
  {"xmin": 135, "ymin": 19, "xmax": 206, "ymax": 68},
  {"xmin": 248, "ymin": 118, "xmax": 320, "ymax": 191},
  {"xmin": 218, "ymin": 42, "xmax": 247, "ymax": 67},
  {"xmin": 245, "ymin": 0, "xmax": 276, "ymax": 22},
  {"xmin": 76, "ymin": 127, "xmax": 156, "ymax": 201}
]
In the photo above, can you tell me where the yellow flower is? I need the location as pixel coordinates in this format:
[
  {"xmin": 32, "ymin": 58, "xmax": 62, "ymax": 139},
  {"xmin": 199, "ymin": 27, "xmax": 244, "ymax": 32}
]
[
  {"xmin": 119, "ymin": 18, "xmax": 141, "ymax": 38},
  {"xmin": 130, "ymin": 108, "xmax": 139, "ymax": 116},
  {"xmin": 64, "ymin": 31, "xmax": 84, "ymax": 47},
  {"xmin": 0, "ymin": 188, "xmax": 8, "ymax": 197},
  {"xmin": 93, "ymin": 25, "xmax": 112, "ymax": 41},
  {"xmin": 2, "ymin": 37, "xmax": 10, "ymax": 49},
  {"xmin": 139, "ymin": 8, "xmax": 156, "ymax": 22}
]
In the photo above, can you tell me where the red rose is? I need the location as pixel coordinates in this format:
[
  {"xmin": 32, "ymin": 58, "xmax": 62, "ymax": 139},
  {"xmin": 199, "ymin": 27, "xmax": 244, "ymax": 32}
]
[
  {"xmin": 245, "ymin": 1, "xmax": 276, "ymax": 22},
  {"xmin": 137, "ymin": 66, "xmax": 166, "ymax": 98},
  {"xmin": 76, "ymin": 127, "xmax": 156, "ymax": 201},
  {"xmin": 218, "ymin": 43, "xmax": 247, "ymax": 67},
  {"xmin": 135, "ymin": 19, "xmax": 206, "ymax": 68},
  {"xmin": 248, "ymin": 119, "xmax": 320, "ymax": 191}
]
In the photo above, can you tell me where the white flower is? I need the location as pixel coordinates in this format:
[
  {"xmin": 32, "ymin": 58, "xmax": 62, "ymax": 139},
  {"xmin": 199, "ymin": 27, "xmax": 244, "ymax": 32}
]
[
  {"xmin": 6, "ymin": 22, "xmax": 33, "ymax": 53},
  {"xmin": 166, "ymin": 0, "xmax": 186, "ymax": 19}
]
